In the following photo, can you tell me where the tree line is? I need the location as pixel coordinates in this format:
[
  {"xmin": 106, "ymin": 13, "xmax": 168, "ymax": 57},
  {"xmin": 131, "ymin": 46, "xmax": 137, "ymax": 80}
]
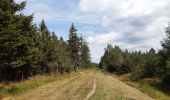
[
  {"xmin": 0, "ymin": 0, "xmax": 91, "ymax": 82},
  {"xmin": 99, "ymin": 24, "xmax": 170, "ymax": 86}
]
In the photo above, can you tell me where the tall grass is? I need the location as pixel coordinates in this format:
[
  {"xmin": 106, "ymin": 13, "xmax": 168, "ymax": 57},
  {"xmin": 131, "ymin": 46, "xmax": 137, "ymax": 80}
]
[
  {"xmin": 100, "ymin": 69, "xmax": 170, "ymax": 100},
  {"xmin": 121, "ymin": 78, "xmax": 170, "ymax": 100},
  {"xmin": 0, "ymin": 71, "xmax": 81, "ymax": 99}
]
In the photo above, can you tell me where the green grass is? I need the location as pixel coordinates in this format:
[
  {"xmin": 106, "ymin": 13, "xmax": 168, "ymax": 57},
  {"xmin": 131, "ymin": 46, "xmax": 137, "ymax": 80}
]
[
  {"xmin": 0, "ymin": 71, "xmax": 82, "ymax": 99},
  {"xmin": 114, "ymin": 92, "xmax": 124, "ymax": 100},
  {"xmin": 98, "ymin": 69, "xmax": 170, "ymax": 100},
  {"xmin": 123, "ymin": 79, "xmax": 170, "ymax": 100}
]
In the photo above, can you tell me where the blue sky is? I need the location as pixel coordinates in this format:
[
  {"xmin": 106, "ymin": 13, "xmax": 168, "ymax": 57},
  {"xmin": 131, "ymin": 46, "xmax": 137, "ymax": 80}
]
[{"xmin": 15, "ymin": 0, "xmax": 170, "ymax": 63}]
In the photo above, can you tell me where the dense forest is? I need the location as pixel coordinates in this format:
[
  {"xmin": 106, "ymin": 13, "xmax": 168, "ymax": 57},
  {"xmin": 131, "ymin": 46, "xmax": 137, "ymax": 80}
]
[
  {"xmin": 0, "ymin": 0, "xmax": 91, "ymax": 82},
  {"xmin": 99, "ymin": 24, "xmax": 170, "ymax": 87}
]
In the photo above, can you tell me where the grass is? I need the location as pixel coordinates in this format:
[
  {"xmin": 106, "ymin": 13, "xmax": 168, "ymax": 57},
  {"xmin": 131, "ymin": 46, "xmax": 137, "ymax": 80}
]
[
  {"xmin": 124, "ymin": 81, "xmax": 170, "ymax": 100},
  {"xmin": 98, "ymin": 69, "xmax": 170, "ymax": 100},
  {"xmin": 0, "ymin": 71, "xmax": 82, "ymax": 99},
  {"xmin": 15, "ymin": 69, "xmax": 96, "ymax": 100},
  {"xmin": 117, "ymin": 74, "xmax": 170, "ymax": 100},
  {"xmin": 89, "ymin": 70, "xmax": 125, "ymax": 100},
  {"xmin": 1, "ymin": 68, "xmax": 168, "ymax": 100}
]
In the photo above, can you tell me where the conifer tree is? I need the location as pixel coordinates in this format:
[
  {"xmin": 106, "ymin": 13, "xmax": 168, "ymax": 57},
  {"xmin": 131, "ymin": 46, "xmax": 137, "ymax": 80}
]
[
  {"xmin": 0, "ymin": 1, "xmax": 92, "ymax": 82},
  {"xmin": 67, "ymin": 23, "xmax": 80, "ymax": 70},
  {"xmin": 161, "ymin": 23, "xmax": 170, "ymax": 84},
  {"xmin": 0, "ymin": 0, "xmax": 41, "ymax": 81},
  {"xmin": 39, "ymin": 20, "xmax": 52, "ymax": 74},
  {"xmin": 79, "ymin": 35, "xmax": 91, "ymax": 68}
]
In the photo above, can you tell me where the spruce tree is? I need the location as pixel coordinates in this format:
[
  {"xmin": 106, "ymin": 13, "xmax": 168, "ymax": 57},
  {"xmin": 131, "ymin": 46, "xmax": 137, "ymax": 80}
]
[
  {"xmin": 161, "ymin": 23, "xmax": 170, "ymax": 84},
  {"xmin": 79, "ymin": 35, "xmax": 91, "ymax": 68},
  {"xmin": 39, "ymin": 20, "xmax": 51, "ymax": 74},
  {"xmin": 0, "ymin": 0, "xmax": 41, "ymax": 81},
  {"xmin": 67, "ymin": 23, "xmax": 80, "ymax": 70},
  {"xmin": 0, "ymin": 0, "xmax": 92, "ymax": 82}
]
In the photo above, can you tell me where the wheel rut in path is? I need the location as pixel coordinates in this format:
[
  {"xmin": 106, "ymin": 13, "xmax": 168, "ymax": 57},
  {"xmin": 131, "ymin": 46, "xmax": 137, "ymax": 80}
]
[{"xmin": 84, "ymin": 76, "xmax": 96, "ymax": 100}]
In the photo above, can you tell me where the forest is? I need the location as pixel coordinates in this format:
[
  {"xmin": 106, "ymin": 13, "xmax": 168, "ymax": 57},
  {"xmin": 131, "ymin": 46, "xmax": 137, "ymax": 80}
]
[
  {"xmin": 0, "ymin": 0, "xmax": 91, "ymax": 82},
  {"xmin": 99, "ymin": 24, "xmax": 170, "ymax": 90}
]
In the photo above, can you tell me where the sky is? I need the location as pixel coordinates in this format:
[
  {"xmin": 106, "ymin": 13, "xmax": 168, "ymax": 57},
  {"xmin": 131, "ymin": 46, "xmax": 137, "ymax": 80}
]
[{"xmin": 15, "ymin": 0, "xmax": 170, "ymax": 63}]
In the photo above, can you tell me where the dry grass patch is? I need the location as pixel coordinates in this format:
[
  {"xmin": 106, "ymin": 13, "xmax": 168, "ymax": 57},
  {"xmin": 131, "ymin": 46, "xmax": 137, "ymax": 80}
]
[
  {"xmin": 0, "ymin": 70, "xmax": 84, "ymax": 99},
  {"xmin": 12, "ymin": 69, "xmax": 96, "ymax": 100}
]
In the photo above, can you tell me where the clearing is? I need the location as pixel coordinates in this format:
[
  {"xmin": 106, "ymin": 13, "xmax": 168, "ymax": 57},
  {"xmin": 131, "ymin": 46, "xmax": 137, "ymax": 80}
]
[{"xmin": 7, "ymin": 69, "xmax": 154, "ymax": 100}]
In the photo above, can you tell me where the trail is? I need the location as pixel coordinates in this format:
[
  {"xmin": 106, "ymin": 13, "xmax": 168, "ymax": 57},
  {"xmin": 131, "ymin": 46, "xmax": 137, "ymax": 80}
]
[
  {"xmin": 8, "ymin": 69, "xmax": 154, "ymax": 100},
  {"xmin": 84, "ymin": 76, "xmax": 96, "ymax": 100}
]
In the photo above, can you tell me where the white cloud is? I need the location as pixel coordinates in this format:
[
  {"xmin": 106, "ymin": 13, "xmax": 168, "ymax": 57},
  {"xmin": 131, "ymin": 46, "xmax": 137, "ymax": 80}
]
[
  {"xmin": 101, "ymin": 16, "xmax": 111, "ymax": 27},
  {"xmin": 79, "ymin": 0, "xmax": 170, "ymax": 28},
  {"xmin": 87, "ymin": 32, "xmax": 120, "ymax": 44},
  {"xmin": 79, "ymin": 0, "xmax": 170, "ymax": 62},
  {"xmin": 15, "ymin": 0, "xmax": 170, "ymax": 63},
  {"xmin": 79, "ymin": 0, "xmax": 170, "ymax": 17}
]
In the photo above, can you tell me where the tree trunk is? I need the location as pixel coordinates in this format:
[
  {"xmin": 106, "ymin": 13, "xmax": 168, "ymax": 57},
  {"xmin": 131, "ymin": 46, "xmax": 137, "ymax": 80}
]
[{"xmin": 22, "ymin": 68, "xmax": 24, "ymax": 82}]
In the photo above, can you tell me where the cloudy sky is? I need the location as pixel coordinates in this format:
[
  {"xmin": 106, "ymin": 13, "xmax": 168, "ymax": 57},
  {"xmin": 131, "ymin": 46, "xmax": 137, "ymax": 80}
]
[{"xmin": 15, "ymin": 0, "xmax": 170, "ymax": 63}]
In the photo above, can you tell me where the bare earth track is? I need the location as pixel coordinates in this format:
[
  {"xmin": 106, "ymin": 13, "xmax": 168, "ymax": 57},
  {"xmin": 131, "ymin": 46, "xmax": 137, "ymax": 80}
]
[
  {"xmin": 84, "ymin": 76, "xmax": 96, "ymax": 100},
  {"xmin": 8, "ymin": 69, "xmax": 154, "ymax": 100}
]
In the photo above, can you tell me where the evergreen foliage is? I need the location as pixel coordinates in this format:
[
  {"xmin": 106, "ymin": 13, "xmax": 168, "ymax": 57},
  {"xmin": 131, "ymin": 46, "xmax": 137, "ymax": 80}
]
[
  {"xmin": 99, "ymin": 45, "xmax": 164, "ymax": 81},
  {"xmin": 161, "ymin": 23, "xmax": 170, "ymax": 85},
  {"xmin": 0, "ymin": 0, "xmax": 91, "ymax": 82},
  {"xmin": 99, "ymin": 23, "xmax": 170, "ymax": 87},
  {"xmin": 67, "ymin": 23, "xmax": 80, "ymax": 70}
]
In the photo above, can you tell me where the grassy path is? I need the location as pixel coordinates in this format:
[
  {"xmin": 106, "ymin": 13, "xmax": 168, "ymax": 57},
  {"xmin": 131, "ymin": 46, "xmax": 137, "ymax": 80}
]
[
  {"xmin": 7, "ymin": 69, "xmax": 154, "ymax": 100},
  {"xmin": 84, "ymin": 76, "xmax": 96, "ymax": 100},
  {"xmin": 89, "ymin": 71, "xmax": 154, "ymax": 100}
]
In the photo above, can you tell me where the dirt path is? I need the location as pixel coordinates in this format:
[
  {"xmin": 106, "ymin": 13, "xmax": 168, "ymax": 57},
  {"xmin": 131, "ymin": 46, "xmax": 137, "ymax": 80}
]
[
  {"xmin": 84, "ymin": 76, "xmax": 96, "ymax": 100},
  {"xmin": 9, "ymin": 69, "xmax": 154, "ymax": 100},
  {"xmin": 89, "ymin": 71, "xmax": 154, "ymax": 100}
]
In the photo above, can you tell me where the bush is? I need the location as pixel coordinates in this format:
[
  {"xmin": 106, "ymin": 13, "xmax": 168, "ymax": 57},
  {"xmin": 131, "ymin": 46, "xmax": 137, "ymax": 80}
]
[{"xmin": 162, "ymin": 73, "xmax": 170, "ymax": 86}]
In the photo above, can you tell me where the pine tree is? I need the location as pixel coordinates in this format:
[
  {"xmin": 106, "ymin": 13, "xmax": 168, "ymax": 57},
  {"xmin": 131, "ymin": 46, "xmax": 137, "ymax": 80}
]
[
  {"xmin": 79, "ymin": 35, "xmax": 91, "ymax": 68},
  {"xmin": 39, "ymin": 20, "xmax": 52, "ymax": 75},
  {"xmin": 0, "ymin": 0, "xmax": 41, "ymax": 81},
  {"xmin": 161, "ymin": 23, "xmax": 170, "ymax": 85},
  {"xmin": 67, "ymin": 23, "xmax": 80, "ymax": 70},
  {"xmin": 0, "ymin": 1, "xmax": 93, "ymax": 82}
]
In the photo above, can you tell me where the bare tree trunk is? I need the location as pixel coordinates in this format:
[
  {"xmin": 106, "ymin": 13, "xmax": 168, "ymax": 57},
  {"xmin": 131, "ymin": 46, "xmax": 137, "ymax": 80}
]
[
  {"xmin": 22, "ymin": 74, "xmax": 24, "ymax": 82},
  {"xmin": 22, "ymin": 68, "xmax": 24, "ymax": 82},
  {"xmin": 44, "ymin": 67, "xmax": 46, "ymax": 76},
  {"xmin": 56, "ymin": 67, "xmax": 58, "ymax": 74},
  {"xmin": 31, "ymin": 67, "xmax": 34, "ymax": 78},
  {"xmin": 52, "ymin": 66, "xmax": 54, "ymax": 76}
]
